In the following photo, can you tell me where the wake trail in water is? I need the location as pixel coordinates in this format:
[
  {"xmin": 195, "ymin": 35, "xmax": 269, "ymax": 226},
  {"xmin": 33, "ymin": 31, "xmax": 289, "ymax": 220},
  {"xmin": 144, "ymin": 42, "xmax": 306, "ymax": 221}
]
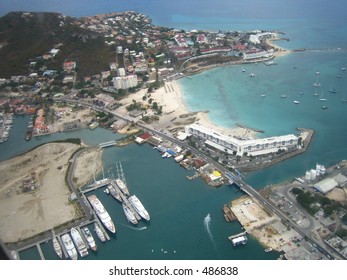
[
  {"xmin": 204, "ymin": 213, "xmax": 217, "ymax": 250},
  {"xmin": 118, "ymin": 223, "xmax": 147, "ymax": 231}
]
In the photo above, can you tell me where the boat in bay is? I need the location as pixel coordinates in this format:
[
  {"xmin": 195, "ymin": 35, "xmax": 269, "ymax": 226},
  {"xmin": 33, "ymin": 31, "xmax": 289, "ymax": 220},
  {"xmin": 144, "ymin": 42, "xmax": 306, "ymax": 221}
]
[
  {"xmin": 229, "ymin": 235, "xmax": 248, "ymax": 246},
  {"xmin": 61, "ymin": 233, "xmax": 78, "ymax": 260},
  {"xmin": 122, "ymin": 203, "xmax": 138, "ymax": 225},
  {"xmin": 313, "ymin": 75, "xmax": 321, "ymax": 87},
  {"xmin": 265, "ymin": 247, "xmax": 273, "ymax": 252},
  {"xmin": 94, "ymin": 222, "xmax": 106, "ymax": 242},
  {"xmin": 293, "ymin": 100, "xmax": 300, "ymax": 104},
  {"xmin": 88, "ymin": 194, "xmax": 116, "ymax": 233},
  {"xmin": 82, "ymin": 227, "xmax": 97, "ymax": 251},
  {"xmin": 128, "ymin": 195, "xmax": 150, "ymax": 221},
  {"xmin": 71, "ymin": 228, "xmax": 89, "ymax": 258}
]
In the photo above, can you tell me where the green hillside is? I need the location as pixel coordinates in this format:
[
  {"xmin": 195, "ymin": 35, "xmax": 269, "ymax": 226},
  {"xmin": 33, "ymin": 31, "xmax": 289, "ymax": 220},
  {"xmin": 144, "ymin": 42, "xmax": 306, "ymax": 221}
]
[{"xmin": 0, "ymin": 12, "xmax": 115, "ymax": 78}]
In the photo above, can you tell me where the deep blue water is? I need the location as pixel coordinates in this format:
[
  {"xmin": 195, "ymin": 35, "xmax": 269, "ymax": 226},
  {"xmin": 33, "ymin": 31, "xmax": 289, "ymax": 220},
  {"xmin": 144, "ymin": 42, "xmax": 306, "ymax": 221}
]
[{"xmin": 1, "ymin": 0, "xmax": 347, "ymax": 260}]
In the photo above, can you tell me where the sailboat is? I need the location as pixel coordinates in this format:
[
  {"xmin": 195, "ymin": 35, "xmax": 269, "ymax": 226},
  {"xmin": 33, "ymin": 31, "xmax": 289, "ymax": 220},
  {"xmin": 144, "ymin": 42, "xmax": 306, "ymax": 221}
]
[
  {"xmin": 313, "ymin": 75, "xmax": 321, "ymax": 87},
  {"xmin": 319, "ymin": 89, "xmax": 327, "ymax": 101},
  {"xmin": 342, "ymin": 92, "xmax": 347, "ymax": 102},
  {"xmin": 313, "ymin": 88, "xmax": 319, "ymax": 96}
]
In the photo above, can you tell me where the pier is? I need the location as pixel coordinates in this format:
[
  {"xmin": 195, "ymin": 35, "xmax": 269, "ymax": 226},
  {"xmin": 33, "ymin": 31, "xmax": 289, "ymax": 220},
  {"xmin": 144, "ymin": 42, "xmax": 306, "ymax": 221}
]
[
  {"xmin": 82, "ymin": 178, "xmax": 111, "ymax": 193},
  {"xmin": 228, "ymin": 231, "xmax": 247, "ymax": 241}
]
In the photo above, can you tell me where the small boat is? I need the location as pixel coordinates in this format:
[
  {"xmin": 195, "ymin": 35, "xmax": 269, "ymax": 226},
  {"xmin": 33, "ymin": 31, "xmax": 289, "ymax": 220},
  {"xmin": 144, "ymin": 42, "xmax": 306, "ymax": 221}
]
[
  {"xmin": 337, "ymin": 74, "xmax": 342, "ymax": 78},
  {"xmin": 248, "ymin": 72, "xmax": 255, "ymax": 77},
  {"xmin": 322, "ymin": 106, "xmax": 328, "ymax": 110},
  {"xmin": 52, "ymin": 233, "xmax": 63, "ymax": 259},
  {"xmin": 82, "ymin": 227, "xmax": 97, "ymax": 251},
  {"xmin": 260, "ymin": 94, "xmax": 266, "ymax": 97},
  {"xmin": 280, "ymin": 94, "xmax": 288, "ymax": 98},
  {"xmin": 94, "ymin": 222, "xmax": 106, "ymax": 242},
  {"xmin": 265, "ymin": 247, "xmax": 273, "ymax": 252},
  {"xmin": 315, "ymin": 71, "xmax": 320, "ymax": 75},
  {"xmin": 342, "ymin": 67, "xmax": 346, "ymax": 71},
  {"xmin": 293, "ymin": 100, "xmax": 300, "ymax": 104},
  {"xmin": 242, "ymin": 67, "xmax": 246, "ymax": 72},
  {"xmin": 329, "ymin": 89, "xmax": 337, "ymax": 93},
  {"xmin": 104, "ymin": 188, "xmax": 110, "ymax": 194},
  {"xmin": 298, "ymin": 91, "xmax": 304, "ymax": 95},
  {"xmin": 313, "ymin": 76, "xmax": 321, "ymax": 87}
]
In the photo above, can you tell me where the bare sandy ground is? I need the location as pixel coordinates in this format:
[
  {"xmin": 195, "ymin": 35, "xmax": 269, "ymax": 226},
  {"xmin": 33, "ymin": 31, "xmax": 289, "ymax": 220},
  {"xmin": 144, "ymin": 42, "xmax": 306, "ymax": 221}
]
[{"xmin": 0, "ymin": 142, "xmax": 102, "ymax": 243}]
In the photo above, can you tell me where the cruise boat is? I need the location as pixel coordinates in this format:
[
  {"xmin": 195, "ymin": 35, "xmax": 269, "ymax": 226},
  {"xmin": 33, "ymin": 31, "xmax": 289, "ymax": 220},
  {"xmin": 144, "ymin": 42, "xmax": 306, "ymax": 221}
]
[
  {"xmin": 115, "ymin": 178, "xmax": 129, "ymax": 196},
  {"xmin": 88, "ymin": 195, "xmax": 116, "ymax": 233},
  {"xmin": 61, "ymin": 233, "xmax": 78, "ymax": 260},
  {"xmin": 71, "ymin": 228, "xmax": 89, "ymax": 258},
  {"xmin": 82, "ymin": 227, "xmax": 97, "ymax": 251},
  {"xmin": 122, "ymin": 203, "xmax": 138, "ymax": 225},
  {"xmin": 94, "ymin": 222, "xmax": 106, "ymax": 242},
  {"xmin": 128, "ymin": 195, "xmax": 150, "ymax": 221},
  {"xmin": 52, "ymin": 233, "xmax": 62, "ymax": 259}
]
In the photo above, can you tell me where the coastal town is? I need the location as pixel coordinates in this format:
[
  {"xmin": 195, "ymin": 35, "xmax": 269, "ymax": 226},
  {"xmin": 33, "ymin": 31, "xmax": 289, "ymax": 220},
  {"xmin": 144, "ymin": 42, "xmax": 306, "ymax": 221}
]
[{"xmin": 0, "ymin": 11, "xmax": 346, "ymax": 260}]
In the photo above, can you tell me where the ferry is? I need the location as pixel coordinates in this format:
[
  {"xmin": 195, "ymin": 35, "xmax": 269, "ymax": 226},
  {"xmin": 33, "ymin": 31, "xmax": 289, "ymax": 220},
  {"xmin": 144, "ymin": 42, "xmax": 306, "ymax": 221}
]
[
  {"xmin": 61, "ymin": 233, "xmax": 78, "ymax": 260},
  {"xmin": 122, "ymin": 203, "xmax": 138, "ymax": 225},
  {"xmin": 115, "ymin": 178, "xmax": 129, "ymax": 196},
  {"xmin": 82, "ymin": 227, "xmax": 97, "ymax": 251},
  {"xmin": 94, "ymin": 222, "xmax": 106, "ymax": 242},
  {"xmin": 71, "ymin": 228, "xmax": 89, "ymax": 258},
  {"xmin": 88, "ymin": 195, "xmax": 116, "ymax": 233},
  {"xmin": 128, "ymin": 195, "xmax": 150, "ymax": 221},
  {"xmin": 52, "ymin": 234, "xmax": 62, "ymax": 259}
]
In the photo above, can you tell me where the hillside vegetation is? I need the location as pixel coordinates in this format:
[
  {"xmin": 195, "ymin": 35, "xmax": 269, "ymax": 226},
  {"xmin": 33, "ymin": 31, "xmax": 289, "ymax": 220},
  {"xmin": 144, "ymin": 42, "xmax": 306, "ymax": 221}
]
[{"xmin": 0, "ymin": 12, "xmax": 115, "ymax": 77}]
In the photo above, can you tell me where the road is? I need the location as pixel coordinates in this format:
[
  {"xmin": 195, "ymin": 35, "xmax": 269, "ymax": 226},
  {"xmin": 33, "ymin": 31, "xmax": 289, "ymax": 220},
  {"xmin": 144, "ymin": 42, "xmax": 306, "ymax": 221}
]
[{"xmin": 57, "ymin": 97, "xmax": 341, "ymax": 259}]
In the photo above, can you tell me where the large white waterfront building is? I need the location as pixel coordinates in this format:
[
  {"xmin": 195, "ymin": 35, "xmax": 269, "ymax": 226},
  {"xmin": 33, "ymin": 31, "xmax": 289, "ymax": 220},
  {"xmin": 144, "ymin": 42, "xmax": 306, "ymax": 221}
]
[
  {"xmin": 113, "ymin": 74, "xmax": 138, "ymax": 89},
  {"xmin": 185, "ymin": 124, "xmax": 298, "ymax": 157}
]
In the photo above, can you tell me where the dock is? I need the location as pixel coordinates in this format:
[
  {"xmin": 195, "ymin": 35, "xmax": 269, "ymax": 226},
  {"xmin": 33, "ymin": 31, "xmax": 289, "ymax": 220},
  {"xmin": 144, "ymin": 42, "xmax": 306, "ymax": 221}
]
[
  {"xmin": 223, "ymin": 204, "xmax": 237, "ymax": 222},
  {"xmin": 228, "ymin": 231, "xmax": 247, "ymax": 241},
  {"xmin": 36, "ymin": 243, "xmax": 45, "ymax": 260},
  {"xmin": 82, "ymin": 178, "xmax": 111, "ymax": 193},
  {"xmin": 99, "ymin": 140, "xmax": 117, "ymax": 148}
]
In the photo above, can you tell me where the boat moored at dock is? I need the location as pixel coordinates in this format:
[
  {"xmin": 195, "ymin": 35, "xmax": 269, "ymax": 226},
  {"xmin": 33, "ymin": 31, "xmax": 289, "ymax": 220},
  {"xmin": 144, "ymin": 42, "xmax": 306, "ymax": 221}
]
[
  {"xmin": 230, "ymin": 235, "xmax": 248, "ymax": 246},
  {"xmin": 128, "ymin": 195, "xmax": 150, "ymax": 221},
  {"xmin": 122, "ymin": 203, "xmax": 138, "ymax": 225},
  {"xmin": 94, "ymin": 222, "xmax": 106, "ymax": 242},
  {"xmin": 82, "ymin": 227, "xmax": 97, "ymax": 251},
  {"xmin": 115, "ymin": 178, "xmax": 129, "ymax": 196},
  {"xmin": 52, "ymin": 234, "xmax": 62, "ymax": 259},
  {"xmin": 71, "ymin": 228, "xmax": 89, "ymax": 258},
  {"xmin": 61, "ymin": 233, "xmax": 78, "ymax": 260},
  {"xmin": 88, "ymin": 194, "xmax": 116, "ymax": 233}
]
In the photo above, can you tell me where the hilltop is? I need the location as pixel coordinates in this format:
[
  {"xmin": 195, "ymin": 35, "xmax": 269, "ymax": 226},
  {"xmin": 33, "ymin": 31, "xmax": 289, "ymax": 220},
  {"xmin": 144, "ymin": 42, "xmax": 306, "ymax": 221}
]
[{"xmin": 0, "ymin": 12, "xmax": 115, "ymax": 77}]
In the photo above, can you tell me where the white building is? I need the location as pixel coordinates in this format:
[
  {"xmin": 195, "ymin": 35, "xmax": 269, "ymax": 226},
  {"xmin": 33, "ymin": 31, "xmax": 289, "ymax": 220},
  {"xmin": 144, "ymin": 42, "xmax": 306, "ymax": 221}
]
[
  {"xmin": 243, "ymin": 49, "xmax": 274, "ymax": 60},
  {"xmin": 113, "ymin": 75, "xmax": 138, "ymax": 89},
  {"xmin": 185, "ymin": 124, "xmax": 298, "ymax": 157}
]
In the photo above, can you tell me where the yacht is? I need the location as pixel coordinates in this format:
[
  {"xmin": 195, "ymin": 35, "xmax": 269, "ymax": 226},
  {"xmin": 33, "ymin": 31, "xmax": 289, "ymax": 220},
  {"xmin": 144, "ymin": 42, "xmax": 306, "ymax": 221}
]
[
  {"xmin": 61, "ymin": 233, "xmax": 78, "ymax": 260},
  {"xmin": 52, "ymin": 233, "xmax": 62, "ymax": 259},
  {"xmin": 88, "ymin": 195, "xmax": 116, "ymax": 233},
  {"xmin": 115, "ymin": 178, "xmax": 130, "ymax": 196},
  {"xmin": 128, "ymin": 195, "xmax": 150, "ymax": 221},
  {"xmin": 122, "ymin": 203, "xmax": 138, "ymax": 225},
  {"xmin": 71, "ymin": 228, "xmax": 89, "ymax": 258},
  {"xmin": 82, "ymin": 227, "xmax": 97, "ymax": 251},
  {"xmin": 94, "ymin": 222, "xmax": 106, "ymax": 242}
]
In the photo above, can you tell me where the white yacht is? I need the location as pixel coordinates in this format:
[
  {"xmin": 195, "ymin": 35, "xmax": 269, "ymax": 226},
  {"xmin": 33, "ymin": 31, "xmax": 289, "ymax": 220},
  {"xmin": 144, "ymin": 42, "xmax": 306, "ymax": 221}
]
[
  {"xmin": 115, "ymin": 179, "xmax": 129, "ymax": 196},
  {"xmin": 82, "ymin": 227, "xmax": 97, "ymax": 251},
  {"xmin": 71, "ymin": 228, "xmax": 89, "ymax": 258},
  {"xmin": 61, "ymin": 233, "xmax": 78, "ymax": 260},
  {"xmin": 128, "ymin": 195, "xmax": 150, "ymax": 221},
  {"xmin": 94, "ymin": 222, "xmax": 106, "ymax": 242},
  {"xmin": 122, "ymin": 203, "xmax": 138, "ymax": 225},
  {"xmin": 88, "ymin": 195, "xmax": 116, "ymax": 233}
]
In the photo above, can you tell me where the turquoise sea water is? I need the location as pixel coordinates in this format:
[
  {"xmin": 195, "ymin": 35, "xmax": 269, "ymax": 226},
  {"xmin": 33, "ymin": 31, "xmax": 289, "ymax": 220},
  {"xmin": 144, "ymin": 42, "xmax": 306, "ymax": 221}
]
[{"xmin": 1, "ymin": 0, "xmax": 347, "ymax": 260}]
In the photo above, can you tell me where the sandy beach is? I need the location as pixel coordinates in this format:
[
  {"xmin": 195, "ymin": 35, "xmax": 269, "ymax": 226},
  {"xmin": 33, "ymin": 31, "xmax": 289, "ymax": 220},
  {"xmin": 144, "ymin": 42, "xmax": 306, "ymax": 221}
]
[{"xmin": 115, "ymin": 80, "xmax": 258, "ymax": 139}]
